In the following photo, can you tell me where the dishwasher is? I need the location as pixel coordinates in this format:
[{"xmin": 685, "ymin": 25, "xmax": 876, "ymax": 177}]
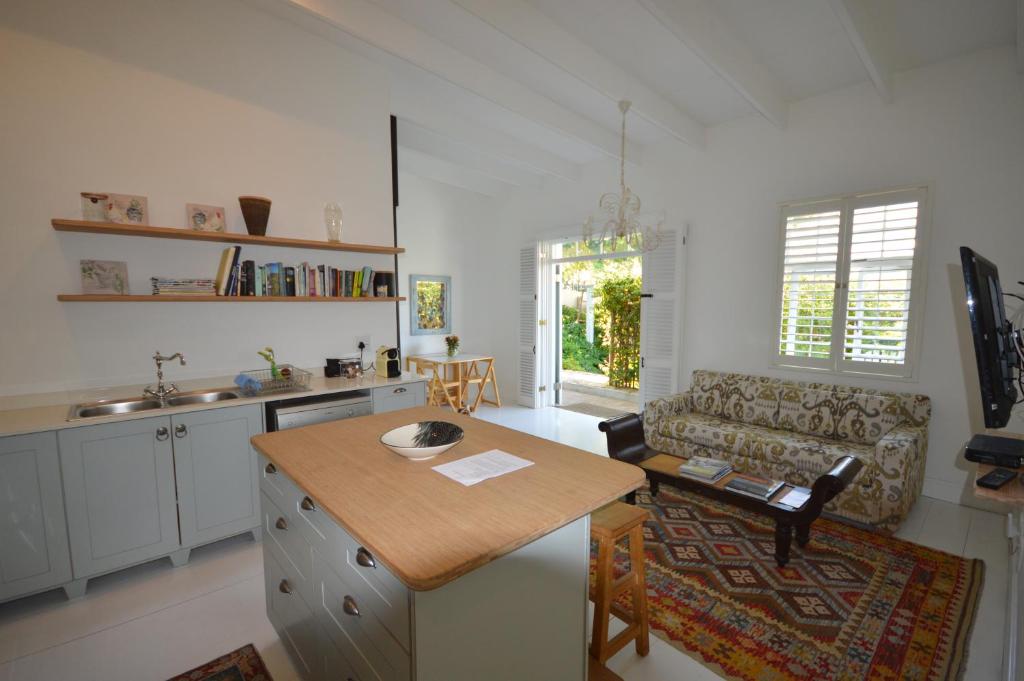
[{"xmin": 264, "ymin": 390, "xmax": 373, "ymax": 431}]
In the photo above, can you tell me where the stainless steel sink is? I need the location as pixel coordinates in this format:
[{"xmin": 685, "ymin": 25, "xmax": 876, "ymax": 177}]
[
  {"xmin": 68, "ymin": 388, "xmax": 241, "ymax": 420},
  {"xmin": 164, "ymin": 389, "xmax": 241, "ymax": 407},
  {"xmin": 69, "ymin": 398, "xmax": 164, "ymax": 420}
]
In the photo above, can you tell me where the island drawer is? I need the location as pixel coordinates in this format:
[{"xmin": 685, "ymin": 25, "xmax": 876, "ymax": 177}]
[
  {"xmin": 258, "ymin": 453, "xmax": 297, "ymax": 507},
  {"xmin": 265, "ymin": 547, "xmax": 321, "ymax": 681},
  {"xmin": 313, "ymin": 552, "xmax": 411, "ymax": 681},
  {"xmin": 262, "ymin": 491, "xmax": 314, "ymax": 607},
  {"xmin": 316, "ymin": 522, "xmax": 410, "ymax": 651}
]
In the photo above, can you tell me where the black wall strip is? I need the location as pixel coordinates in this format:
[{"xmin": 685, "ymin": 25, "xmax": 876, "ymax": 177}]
[{"xmin": 391, "ymin": 115, "xmax": 401, "ymax": 355}]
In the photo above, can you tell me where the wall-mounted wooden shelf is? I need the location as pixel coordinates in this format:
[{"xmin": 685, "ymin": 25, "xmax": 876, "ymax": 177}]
[
  {"xmin": 52, "ymin": 219, "xmax": 405, "ymax": 255},
  {"xmin": 57, "ymin": 295, "xmax": 406, "ymax": 303}
]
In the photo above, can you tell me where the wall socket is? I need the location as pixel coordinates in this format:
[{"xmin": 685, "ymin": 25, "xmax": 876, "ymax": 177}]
[{"xmin": 355, "ymin": 335, "xmax": 372, "ymax": 353}]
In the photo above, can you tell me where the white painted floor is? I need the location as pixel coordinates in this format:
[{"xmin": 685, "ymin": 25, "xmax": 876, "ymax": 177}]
[{"xmin": 0, "ymin": 405, "xmax": 1009, "ymax": 681}]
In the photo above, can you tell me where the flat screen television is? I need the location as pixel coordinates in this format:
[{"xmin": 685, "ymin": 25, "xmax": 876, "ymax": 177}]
[{"xmin": 959, "ymin": 246, "xmax": 1019, "ymax": 428}]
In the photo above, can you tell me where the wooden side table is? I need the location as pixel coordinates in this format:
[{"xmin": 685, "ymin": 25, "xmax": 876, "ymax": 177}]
[{"xmin": 973, "ymin": 461, "xmax": 1024, "ymax": 681}]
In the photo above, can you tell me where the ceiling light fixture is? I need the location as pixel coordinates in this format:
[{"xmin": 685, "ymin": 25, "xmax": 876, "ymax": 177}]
[{"xmin": 582, "ymin": 100, "xmax": 662, "ymax": 253}]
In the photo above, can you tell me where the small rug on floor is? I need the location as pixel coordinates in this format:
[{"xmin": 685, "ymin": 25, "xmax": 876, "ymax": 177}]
[
  {"xmin": 558, "ymin": 402, "xmax": 630, "ymax": 418},
  {"xmin": 594, "ymin": 487, "xmax": 984, "ymax": 681},
  {"xmin": 167, "ymin": 644, "xmax": 272, "ymax": 681}
]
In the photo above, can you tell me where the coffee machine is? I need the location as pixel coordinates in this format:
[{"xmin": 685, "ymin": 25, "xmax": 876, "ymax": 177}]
[{"xmin": 376, "ymin": 346, "xmax": 401, "ymax": 378}]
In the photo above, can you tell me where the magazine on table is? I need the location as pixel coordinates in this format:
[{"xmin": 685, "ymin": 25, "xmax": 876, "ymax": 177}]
[
  {"xmin": 724, "ymin": 473, "xmax": 784, "ymax": 501},
  {"xmin": 678, "ymin": 456, "xmax": 732, "ymax": 482}
]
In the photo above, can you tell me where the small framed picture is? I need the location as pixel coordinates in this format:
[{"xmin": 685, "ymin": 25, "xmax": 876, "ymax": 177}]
[
  {"xmin": 410, "ymin": 274, "xmax": 451, "ymax": 335},
  {"xmin": 105, "ymin": 194, "xmax": 148, "ymax": 225},
  {"xmin": 81, "ymin": 260, "xmax": 129, "ymax": 295},
  {"xmin": 186, "ymin": 203, "xmax": 226, "ymax": 232}
]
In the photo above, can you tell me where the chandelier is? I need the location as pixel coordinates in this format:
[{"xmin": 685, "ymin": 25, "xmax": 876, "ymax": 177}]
[{"xmin": 582, "ymin": 100, "xmax": 663, "ymax": 253}]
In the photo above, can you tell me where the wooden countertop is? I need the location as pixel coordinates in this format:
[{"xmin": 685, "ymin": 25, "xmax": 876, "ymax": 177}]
[{"xmin": 250, "ymin": 406, "xmax": 645, "ymax": 591}]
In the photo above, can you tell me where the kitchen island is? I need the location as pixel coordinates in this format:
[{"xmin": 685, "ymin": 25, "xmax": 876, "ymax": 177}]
[{"xmin": 251, "ymin": 406, "xmax": 645, "ymax": 681}]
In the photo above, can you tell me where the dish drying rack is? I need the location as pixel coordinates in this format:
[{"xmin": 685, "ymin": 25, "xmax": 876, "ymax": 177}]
[{"xmin": 239, "ymin": 364, "xmax": 312, "ymax": 395}]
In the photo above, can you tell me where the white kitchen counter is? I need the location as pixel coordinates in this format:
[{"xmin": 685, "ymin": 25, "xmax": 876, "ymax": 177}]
[{"xmin": 0, "ymin": 371, "xmax": 426, "ymax": 438}]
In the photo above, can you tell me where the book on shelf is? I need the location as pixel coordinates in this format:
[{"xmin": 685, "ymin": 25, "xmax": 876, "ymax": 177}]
[
  {"xmin": 206, "ymin": 247, "xmax": 394, "ymax": 299},
  {"xmin": 678, "ymin": 457, "xmax": 732, "ymax": 482},
  {"xmin": 724, "ymin": 474, "xmax": 785, "ymax": 501}
]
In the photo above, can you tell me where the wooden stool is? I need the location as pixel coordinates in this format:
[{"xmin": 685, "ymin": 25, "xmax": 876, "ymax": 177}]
[{"xmin": 589, "ymin": 501, "xmax": 650, "ymax": 664}]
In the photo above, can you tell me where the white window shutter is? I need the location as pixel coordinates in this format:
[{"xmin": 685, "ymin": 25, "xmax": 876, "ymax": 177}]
[
  {"xmin": 640, "ymin": 229, "xmax": 684, "ymax": 406},
  {"xmin": 518, "ymin": 245, "xmax": 540, "ymax": 408},
  {"xmin": 775, "ymin": 203, "xmax": 843, "ymax": 368},
  {"xmin": 839, "ymin": 193, "xmax": 923, "ymax": 375}
]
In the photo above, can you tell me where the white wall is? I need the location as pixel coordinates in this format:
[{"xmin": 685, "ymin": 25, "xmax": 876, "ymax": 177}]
[
  {"xmin": 485, "ymin": 45, "xmax": 1024, "ymax": 505},
  {"xmin": 0, "ymin": 0, "xmax": 398, "ymax": 395},
  {"xmin": 396, "ymin": 172, "xmax": 497, "ymax": 359}
]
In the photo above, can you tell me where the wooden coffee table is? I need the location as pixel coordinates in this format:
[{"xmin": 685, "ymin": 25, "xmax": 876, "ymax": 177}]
[
  {"xmin": 598, "ymin": 413, "xmax": 863, "ymax": 567},
  {"xmin": 639, "ymin": 454, "xmax": 862, "ymax": 567}
]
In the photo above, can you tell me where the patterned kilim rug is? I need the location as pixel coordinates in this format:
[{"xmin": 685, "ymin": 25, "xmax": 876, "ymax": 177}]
[
  {"xmin": 166, "ymin": 644, "xmax": 272, "ymax": 681},
  {"xmin": 596, "ymin": 487, "xmax": 985, "ymax": 681}
]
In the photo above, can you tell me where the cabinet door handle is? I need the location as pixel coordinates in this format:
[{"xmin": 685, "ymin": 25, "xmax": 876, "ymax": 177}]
[
  {"xmin": 156, "ymin": 427, "xmax": 169, "ymax": 441},
  {"xmin": 394, "ymin": 387, "xmax": 407, "ymax": 394},
  {"xmin": 342, "ymin": 595, "xmax": 360, "ymax": 617},
  {"xmin": 279, "ymin": 579, "xmax": 292, "ymax": 594},
  {"xmin": 356, "ymin": 547, "xmax": 376, "ymax": 568},
  {"xmin": 275, "ymin": 517, "xmax": 288, "ymax": 531},
  {"xmin": 300, "ymin": 496, "xmax": 316, "ymax": 512},
  {"xmin": 174, "ymin": 424, "xmax": 187, "ymax": 438},
  {"xmin": 265, "ymin": 462, "xmax": 276, "ymax": 474}
]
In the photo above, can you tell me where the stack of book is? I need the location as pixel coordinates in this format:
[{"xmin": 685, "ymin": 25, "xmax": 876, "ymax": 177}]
[
  {"xmin": 724, "ymin": 474, "xmax": 785, "ymax": 501},
  {"xmin": 150, "ymin": 278, "xmax": 216, "ymax": 296},
  {"xmin": 678, "ymin": 457, "xmax": 732, "ymax": 483},
  {"xmin": 212, "ymin": 247, "xmax": 396, "ymax": 298}
]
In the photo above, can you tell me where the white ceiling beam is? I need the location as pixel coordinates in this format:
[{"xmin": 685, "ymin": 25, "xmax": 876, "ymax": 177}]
[
  {"xmin": 391, "ymin": 89, "xmax": 581, "ymax": 181},
  {"xmin": 1017, "ymin": 0, "xmax": 1023, "ymax": 73},
  {"xmin": 397, "ymin": 147, "xmax": 507, "ymax": 197},
  {"xmin": 396, "ymin": 119, "xmax": 542, "ymax": 188},
  {"xmin": 637, "ymin": 0, "xmax": 788, "ymax": 129},
  {"xmin": 828, "ymin": 0, "xmax": 894, "ymax": 102},
  {"xmin": 448, "ymin": 0, "xmax": 704, "ymax": 149},
  {"xmin": 275, "ymin": 0, "xmax": 628, "ymax": 160}
]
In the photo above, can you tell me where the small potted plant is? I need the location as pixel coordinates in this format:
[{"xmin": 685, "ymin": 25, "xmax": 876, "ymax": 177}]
[{"xmin": 445, "ymin": 334, "xmax": 460, "ymax": 358}]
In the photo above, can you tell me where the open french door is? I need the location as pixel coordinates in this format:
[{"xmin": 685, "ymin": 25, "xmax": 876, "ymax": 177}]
[
  {"xmin": 518, "ymin": 244, "xmax": 541, "ymax": 407},
  {"xmin": 639, "ymin": 228, "xmax": 685, "ymax": 406}
]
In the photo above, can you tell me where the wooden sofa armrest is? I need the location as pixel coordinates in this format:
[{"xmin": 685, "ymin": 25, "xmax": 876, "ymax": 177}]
[{"xmin": 599, "ymin": 413, "xmax": 658, "ymax": 465}]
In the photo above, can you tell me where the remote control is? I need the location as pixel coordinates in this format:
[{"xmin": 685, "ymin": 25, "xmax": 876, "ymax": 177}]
[{"xmin": 977, "ymin": 467, "xmax": 1018, "ymax": 490}]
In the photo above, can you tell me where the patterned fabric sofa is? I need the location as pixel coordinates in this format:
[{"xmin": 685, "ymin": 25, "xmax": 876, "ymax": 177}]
[{"xmin": 643, "ymin": 370, "xmax": 931, "ymax": 533}]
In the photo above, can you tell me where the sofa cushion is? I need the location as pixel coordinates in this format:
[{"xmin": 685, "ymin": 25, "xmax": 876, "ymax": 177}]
[
  {"xmin": 658, "ymin": 413, "xmax": 750, "ymax": 456},
  {"xmin": 659, "ymin": 413, "xmax": 873, "ymax": 473},
  {"xmin": 690, "ymin": 371, "xmax": 781, "ymax": 427},
  {"xmin": 777, "ymin": 387, "xmax": 900, "ymax": 446}
]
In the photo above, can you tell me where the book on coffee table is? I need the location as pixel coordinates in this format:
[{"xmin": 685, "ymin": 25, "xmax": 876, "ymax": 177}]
[
  {"xmin": 724, "ymin": 474, "xmax": 784, "ymax": 501},
  {"xmin": 678, "ymin": 457, "xmax": 732, "ymax": 483}
]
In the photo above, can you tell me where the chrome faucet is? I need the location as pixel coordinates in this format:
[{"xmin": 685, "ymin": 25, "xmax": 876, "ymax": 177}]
[{"xmin": 144, "ymin": 351, "xmax": 186, "ymax": 401}]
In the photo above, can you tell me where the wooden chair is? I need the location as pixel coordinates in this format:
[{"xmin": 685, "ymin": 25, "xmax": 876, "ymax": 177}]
[
  {"xmin": 589, "ymin": 502, "xmax": 650, "ymax": 664},
  {"xmin": 413, "ymin": 359, "xmax": 461, "ymax": 411},
  {"xmin": 461, "ymin": 357, "xmax": 501, "ymax": 412}
]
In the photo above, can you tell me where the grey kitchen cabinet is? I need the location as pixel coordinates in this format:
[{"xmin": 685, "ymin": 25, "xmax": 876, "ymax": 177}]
[
  {"xmin": 0, "ymin": 431, "xmax": 73, "ymax": 603},
  {"xmin": 372, "ymin": 383, "xmax": 425, "ymax": 414},
  {"xmin": 172, "ymin": 404, "xmax": 261, "ymax": 549},
  {"xmin": 58, "ymin": 416, "xmax": 181, "ymax": 580}
]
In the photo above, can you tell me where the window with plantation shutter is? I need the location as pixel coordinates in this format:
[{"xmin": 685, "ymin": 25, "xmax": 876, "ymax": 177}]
[{"xmin": 774, "ymin": 187, "xmax": 928, "ymax": 378}]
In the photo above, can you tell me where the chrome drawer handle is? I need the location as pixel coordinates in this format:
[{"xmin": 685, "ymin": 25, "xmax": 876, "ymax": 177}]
[
  {"xmin": 155, "ymin": 427, "xmax": 169, "ymax": 441},
  {"xmin": 275, "ymin": 517, "xmax": 288, "ymax": 531},
  {"xmin": 265, "ymin": 462, "xmax": 276, "ymax": 474},
  {"xmin": 342, "ymin": 595, "xmax": 360, "ymax": 617},
  {"xmin": 279, "ymin": 579, "xmax": 292, "ymax": 594},
  {"xmin": 300, "ymin": 496, "xmax": 316, "ymax": 512},
  {"xmin": 394, "ymin": 387, "xmax": 407, "ymax": 394},
  {"xmin": 174, "ymin": 424, "xmax": 187, "ymax": 438},
  {"xmin": 356, "ymin": 547, "xmax": 376, "ymax": 568}
]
